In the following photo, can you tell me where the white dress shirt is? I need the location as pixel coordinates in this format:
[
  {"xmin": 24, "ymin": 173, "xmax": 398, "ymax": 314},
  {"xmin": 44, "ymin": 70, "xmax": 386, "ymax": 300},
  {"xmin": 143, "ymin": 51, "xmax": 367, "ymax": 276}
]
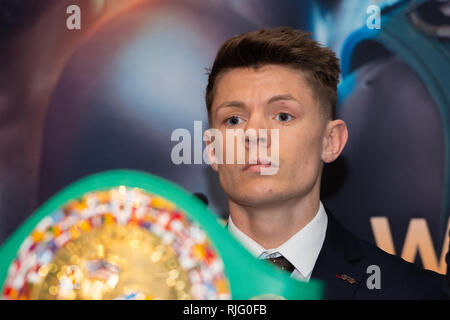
[{"xmin": 227, "ymin": 201, "xmax": 328, "ymax": 282}]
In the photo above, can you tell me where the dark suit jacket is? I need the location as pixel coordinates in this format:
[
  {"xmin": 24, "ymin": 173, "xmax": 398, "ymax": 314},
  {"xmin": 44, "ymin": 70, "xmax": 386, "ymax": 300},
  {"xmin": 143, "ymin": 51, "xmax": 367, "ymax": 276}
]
[{"xmin": 311, "ymin": 208, "xmax": 448, "ymax": 299}]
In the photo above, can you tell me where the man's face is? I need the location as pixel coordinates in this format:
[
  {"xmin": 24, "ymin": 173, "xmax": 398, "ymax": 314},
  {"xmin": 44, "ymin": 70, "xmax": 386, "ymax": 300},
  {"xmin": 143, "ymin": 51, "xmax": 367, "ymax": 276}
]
[{"xmin": 208, "ymin": 64, "xmax": 329, "ymax": 207}]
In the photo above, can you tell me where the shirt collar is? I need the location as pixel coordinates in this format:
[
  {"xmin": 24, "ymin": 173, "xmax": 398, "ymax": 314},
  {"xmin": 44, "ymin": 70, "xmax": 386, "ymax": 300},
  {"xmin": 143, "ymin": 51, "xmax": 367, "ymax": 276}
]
[{"xmin": 227, "ymin": 202, "xmax": 328, "ymax": 279}]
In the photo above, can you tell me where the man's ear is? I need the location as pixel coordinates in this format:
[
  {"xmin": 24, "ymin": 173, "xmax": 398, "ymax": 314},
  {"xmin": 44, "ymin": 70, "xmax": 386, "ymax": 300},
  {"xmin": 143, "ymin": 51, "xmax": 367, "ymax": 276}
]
[
  {"xmin": 204, "ymin": 129, "xmax": 219, "ymax": 172},
  {"xmin": 321, "ymin": 119, "xmax": 348, "ymax": 163}
]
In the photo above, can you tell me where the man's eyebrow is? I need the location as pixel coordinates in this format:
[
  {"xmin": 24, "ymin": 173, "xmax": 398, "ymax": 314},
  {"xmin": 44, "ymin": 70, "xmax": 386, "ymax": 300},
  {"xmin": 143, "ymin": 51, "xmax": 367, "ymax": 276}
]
[
  {"xmin": 214, "ymin": 94, "xmax": 299, "ymax": 114},
  {"xmin": 215, "ymin": 100, "xmax": 245, "ymax": 113},
  {"xmin": 266, "ymin": 94, "xmax": 299, "ymax": 104}
]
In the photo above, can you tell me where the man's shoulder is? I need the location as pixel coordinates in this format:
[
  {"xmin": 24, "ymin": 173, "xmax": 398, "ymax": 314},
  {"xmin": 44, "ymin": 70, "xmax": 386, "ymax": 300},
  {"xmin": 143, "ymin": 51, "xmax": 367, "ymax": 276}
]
[
  {"xmin": 354, "ymin": 235, "xmax": 445, "ymax": 299},
  {"xmin": 322, "ymin": 210, "xmax": 445, "ymax": 299},
  {"xmin": 356, "ymin": 236, "xmax": 440, "ymax": 280}
]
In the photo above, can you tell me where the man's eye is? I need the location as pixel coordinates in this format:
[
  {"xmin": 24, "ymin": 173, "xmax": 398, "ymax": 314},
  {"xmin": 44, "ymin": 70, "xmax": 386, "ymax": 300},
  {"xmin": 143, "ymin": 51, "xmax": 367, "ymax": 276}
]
[
  {"xmin": 225, "ymin": 116, "xmax": 243, "ymax": 126},
  {"xmin": 275, "ymin": 113, "xmax": 293, "ymax": 122}
]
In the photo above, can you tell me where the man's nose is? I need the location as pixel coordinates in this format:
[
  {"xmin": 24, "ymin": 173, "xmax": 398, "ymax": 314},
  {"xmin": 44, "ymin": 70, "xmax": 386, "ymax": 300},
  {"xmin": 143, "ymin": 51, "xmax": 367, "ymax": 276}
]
[{"xmin": 244, "ymin": 113, "xmax": 271, "ymax": 149}]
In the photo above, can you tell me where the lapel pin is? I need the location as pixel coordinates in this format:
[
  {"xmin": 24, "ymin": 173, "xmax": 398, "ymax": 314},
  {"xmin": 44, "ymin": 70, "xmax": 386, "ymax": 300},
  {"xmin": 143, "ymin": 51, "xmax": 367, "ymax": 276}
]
[{"xmin": 336, "ymin": 273, "xmax": 356, "ymax": 284}]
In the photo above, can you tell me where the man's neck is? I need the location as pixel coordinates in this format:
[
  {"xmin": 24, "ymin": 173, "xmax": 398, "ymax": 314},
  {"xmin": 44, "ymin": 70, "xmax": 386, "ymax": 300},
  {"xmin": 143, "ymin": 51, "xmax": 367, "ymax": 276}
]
[{"xmin": 228, "ymin": 191, "xmax": 320, "ymax": 249}]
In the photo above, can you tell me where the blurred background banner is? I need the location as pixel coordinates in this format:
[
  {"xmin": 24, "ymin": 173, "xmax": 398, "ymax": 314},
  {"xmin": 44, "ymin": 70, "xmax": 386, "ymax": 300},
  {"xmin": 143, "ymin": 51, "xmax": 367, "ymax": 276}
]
[{"xmin": 0, "ymin": 0, "xmax": 448, "ymax": 274}]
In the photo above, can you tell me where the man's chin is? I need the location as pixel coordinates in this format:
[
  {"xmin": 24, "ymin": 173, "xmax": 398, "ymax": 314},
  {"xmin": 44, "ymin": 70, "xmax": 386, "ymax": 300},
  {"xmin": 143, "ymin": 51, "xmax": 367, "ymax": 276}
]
[{"xmin": 228, "ymin": 182, "xmax": 285, "ymax": 206}]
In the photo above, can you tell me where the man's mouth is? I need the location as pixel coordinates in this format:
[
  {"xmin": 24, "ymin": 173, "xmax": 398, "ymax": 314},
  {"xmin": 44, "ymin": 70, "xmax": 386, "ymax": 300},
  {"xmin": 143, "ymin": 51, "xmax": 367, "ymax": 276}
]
[{"xmin": 242, "ymin": 159, "xmax": 277, "ymax": 172}]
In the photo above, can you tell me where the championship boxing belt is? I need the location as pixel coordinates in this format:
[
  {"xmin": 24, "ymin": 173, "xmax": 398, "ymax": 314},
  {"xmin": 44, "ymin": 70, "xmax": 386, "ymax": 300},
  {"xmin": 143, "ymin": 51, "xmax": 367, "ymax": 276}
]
[{"xmin": 0, "ymin": 170, "xmax": 323, "ymax": 300}]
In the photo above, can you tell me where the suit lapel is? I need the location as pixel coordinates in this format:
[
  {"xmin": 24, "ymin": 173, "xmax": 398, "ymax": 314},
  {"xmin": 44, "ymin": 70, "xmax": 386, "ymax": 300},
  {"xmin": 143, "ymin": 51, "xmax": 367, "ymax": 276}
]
[
  {"xmin": 224, "ymin": 209, "xmax": 366, "ymax": 299},
  {"xmin": 311, "ymin": 208, "xmax": 366, "ymax": 299}
]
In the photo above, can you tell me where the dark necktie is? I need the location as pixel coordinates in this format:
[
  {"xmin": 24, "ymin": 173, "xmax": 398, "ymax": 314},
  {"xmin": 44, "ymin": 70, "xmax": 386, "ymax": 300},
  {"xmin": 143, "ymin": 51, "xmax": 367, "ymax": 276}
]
[{"xmin": 265, "ymin": 256, "xmax": 295, "ymax": 273}]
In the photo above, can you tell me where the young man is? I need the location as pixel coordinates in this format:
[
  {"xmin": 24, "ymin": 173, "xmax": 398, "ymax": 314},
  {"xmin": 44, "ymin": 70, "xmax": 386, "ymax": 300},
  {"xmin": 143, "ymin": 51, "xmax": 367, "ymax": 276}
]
[{"xmin": 204, "ymin": 27, "xmax": 447, "ymax": 299}]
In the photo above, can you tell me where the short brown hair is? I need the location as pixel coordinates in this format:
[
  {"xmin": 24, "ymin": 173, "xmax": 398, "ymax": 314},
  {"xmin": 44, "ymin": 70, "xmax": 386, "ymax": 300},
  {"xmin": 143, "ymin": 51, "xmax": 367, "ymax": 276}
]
[{"xmin": 205, "ymin": 27, "xmax": 340, "ymax": 123}]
